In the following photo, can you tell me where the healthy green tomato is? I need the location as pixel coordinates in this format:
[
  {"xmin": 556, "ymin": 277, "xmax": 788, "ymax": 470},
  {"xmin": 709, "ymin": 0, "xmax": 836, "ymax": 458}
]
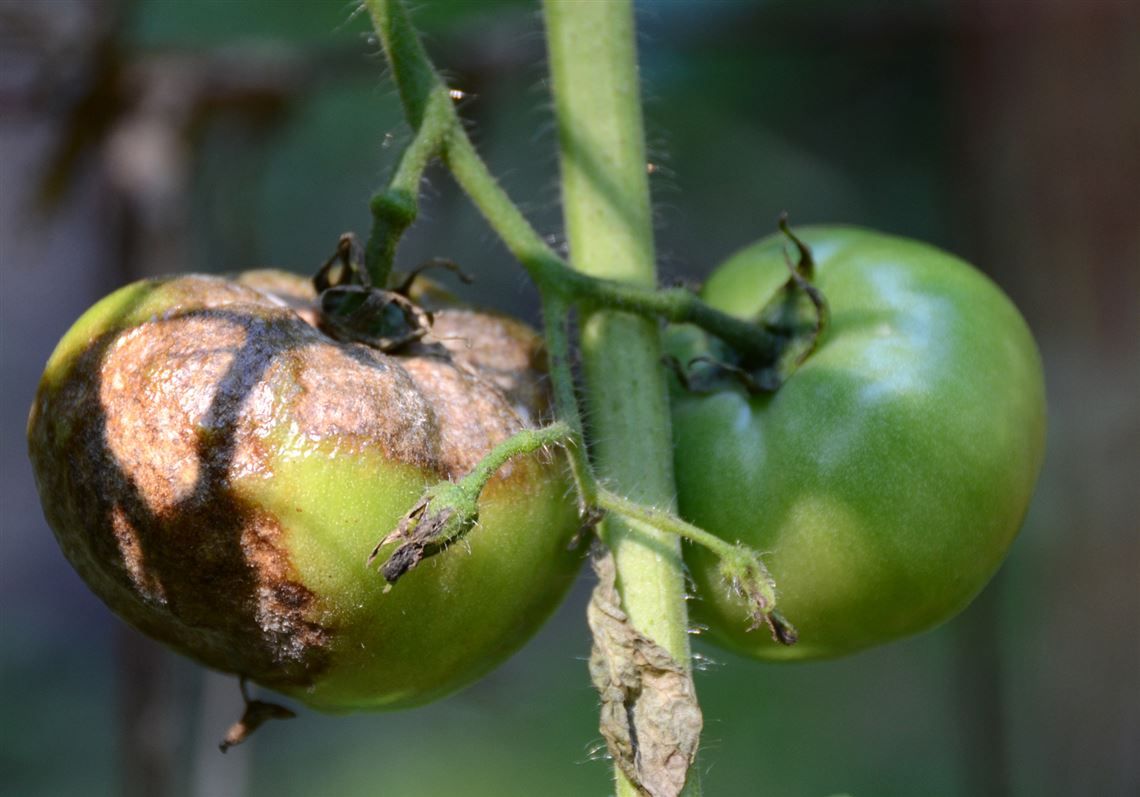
[
  {"xmin": 28, "ymin": 271, "xmax": 582, "ymax": 711},
  {"xmin": 669, "ymin": 227, "xmax": 1046, "ymax": 660}
]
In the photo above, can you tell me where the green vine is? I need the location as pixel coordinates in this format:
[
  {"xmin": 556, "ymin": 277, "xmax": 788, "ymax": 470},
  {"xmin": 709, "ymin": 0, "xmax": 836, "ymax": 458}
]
[{"xmin": 360, "ymin": 0, "xmax": 778, "ymax": 362}]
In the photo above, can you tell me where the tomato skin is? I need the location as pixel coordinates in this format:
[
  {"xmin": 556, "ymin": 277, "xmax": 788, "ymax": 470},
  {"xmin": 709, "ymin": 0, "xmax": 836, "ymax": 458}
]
[
  {"xmin": 670, "ymin": 227, "xmax": 1046, "ymax": 660},
  {"xmin": 28, "ymin": 271, "xmax": 582, "ymax": 710}
]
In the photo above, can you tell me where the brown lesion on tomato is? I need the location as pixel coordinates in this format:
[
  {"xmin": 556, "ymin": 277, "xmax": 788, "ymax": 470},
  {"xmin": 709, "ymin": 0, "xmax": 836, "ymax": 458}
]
[
  {"xmin": 29, "ymin": 283, "xmax": 337, "ymax": 688},
  {"xmin": 399, "ymin": 355, "xmax": 526, "ymax": 480},
  {"xmin": 239, "ymin": 267, "xmax": 556, "ymax": 476},
  {"xmin": 109, "ymin": 504, "xmax": 166, "ymax": 604},
  {"xmin": 29, "ymin": 270, "xmax": 559, "ymax": 689},
  {"xmin": 244, "ymin": 267, "xmax": 553, "ymax": 425},
  {"xmin": 428, "ymin": 310, "xmax": 552, "ymax": 427}
]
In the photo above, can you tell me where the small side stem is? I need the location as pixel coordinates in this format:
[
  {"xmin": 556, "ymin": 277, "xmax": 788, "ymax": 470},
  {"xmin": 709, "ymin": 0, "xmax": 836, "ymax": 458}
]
[
  {"xmin": 364, "ymin": 95, "xmax": 449, "ymax": 285},
  {"xmin": 598, "ymin": 489, "xmax": 795, "ymax": 645},
  {"xmin": 364, "ymin": 0, "xmax": 777, "ymax": 363},
  {"xmin": 595, "ymin": 490, "xmax": 735, "ymax": 566},
  {"xmin": 558, "ymin": 275, "xmax": 777, "ymax": 361},
  {"xmin": 539, "ymin": 289, "xmax": 598, "ymax": 509},
  {"xmin": 364, "ymin": 0, "xmax": 439, "ymax": 126},
  {"xmin": 462, "ymin": 422, "xmax": 574, "ymax": 494},
  {"xmin": 371, "ymin": 421, "xmax": 578, "ymax": 583}
]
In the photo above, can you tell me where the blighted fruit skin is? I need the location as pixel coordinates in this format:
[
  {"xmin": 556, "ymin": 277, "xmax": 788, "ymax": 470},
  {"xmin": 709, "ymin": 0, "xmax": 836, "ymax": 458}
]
[
  {"xmin": 669, "ymin": 227, "xmax": 1046, "ymax": 661},
  {"xmin": 28, "ymin": 271, "xmax": 582, "ymax": 711}
]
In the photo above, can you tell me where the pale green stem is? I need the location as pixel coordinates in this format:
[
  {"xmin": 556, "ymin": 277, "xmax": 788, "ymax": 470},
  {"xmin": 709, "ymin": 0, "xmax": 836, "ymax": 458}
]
[
  {"xmin": 362, "ymin": 0, "xmax": 778, "ymax": 362},
  {"xmin": 364, "ymin": 93, "xmax": 450, "ymax": 285},
  {"xmin": 539, "ymin": 289, "xmax": 599, "ymax": 509},
  {"xmin": 597, "ymin": 490, "xmax": 736, "ymax": 566},
  {"xmin": 461, "ymin": 422, "xmax": 575, "ymax": 493},
  {"xmin": 543, "ymin": 3, "xmax": 698, "ymax": 796}
]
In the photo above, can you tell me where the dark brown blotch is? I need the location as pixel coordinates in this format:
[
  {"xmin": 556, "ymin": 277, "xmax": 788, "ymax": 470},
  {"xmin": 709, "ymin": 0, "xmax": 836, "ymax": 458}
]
[{"xmin": 28, "ymin": 273, "xmax": 558, "ymax": 690}]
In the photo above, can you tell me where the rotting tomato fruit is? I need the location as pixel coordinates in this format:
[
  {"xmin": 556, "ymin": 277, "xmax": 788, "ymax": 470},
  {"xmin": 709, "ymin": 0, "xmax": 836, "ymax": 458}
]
[
  {"xmin": 668, "ymin": 227, "xmax": 1046, "ymax": 661},
  {"xmin": 28, "ymin": 270, "xmax": 582, "ymax": 710}
]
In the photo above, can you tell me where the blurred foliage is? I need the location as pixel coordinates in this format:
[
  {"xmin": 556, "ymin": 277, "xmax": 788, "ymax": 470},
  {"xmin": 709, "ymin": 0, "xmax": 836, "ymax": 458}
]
[{"xmin": 128, "ymin": 0, "xmax": 533, "ymax": 46}]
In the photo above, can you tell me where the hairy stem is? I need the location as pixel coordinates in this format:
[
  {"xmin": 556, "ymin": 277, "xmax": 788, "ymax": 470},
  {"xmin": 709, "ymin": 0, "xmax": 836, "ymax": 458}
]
[
  {"xmin": 364, "ymin": 0, "xmax": 439, "ymax": 126},
  {"xmin": 560, "ymin": 277, "xmax": 777, "ymax": 361},
  {"xmin": 462, "ymin": 422, "xmax": 574, "ymax": 495},
  {"xmin": 598, "ymin": 489, "xmax": 795, "ymax": 645},
  {"xmin": 539, "ymin": 290, "xmax": 598, "ymax": 509},
  {"xmin": 595, "ymin": 490, "xmax": 733, "ymax": 566},
  {"xmin": 362, "ymin": 0, "xmax": 775, "ymax": 362},
  {"xmin": 363, "ymin": 97, "xmax": 448, "ymax": 286},
  {"xmin": 543, "ymin": 2, "xmax": 698, "ymax": 795},
  {"xmin": 361, "ymin": 0, "xmax": 456, "ymax": 286}
]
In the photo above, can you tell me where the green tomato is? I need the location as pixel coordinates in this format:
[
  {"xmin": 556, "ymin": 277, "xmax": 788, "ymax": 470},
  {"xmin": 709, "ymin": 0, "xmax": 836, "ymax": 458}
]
[
  {"xmin": 669, "ymin": 227, "xmax": 1046, "ymax": 660},
  {"xmin": 28, "ymin": 271, "xmax": 582, "ymax": 711}
]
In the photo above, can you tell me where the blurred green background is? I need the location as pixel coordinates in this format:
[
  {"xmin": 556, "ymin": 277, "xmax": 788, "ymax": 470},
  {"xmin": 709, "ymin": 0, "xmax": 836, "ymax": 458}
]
[{"xmin": 2, "ymin": 1, "xmax": 1137, "ymax": 796}]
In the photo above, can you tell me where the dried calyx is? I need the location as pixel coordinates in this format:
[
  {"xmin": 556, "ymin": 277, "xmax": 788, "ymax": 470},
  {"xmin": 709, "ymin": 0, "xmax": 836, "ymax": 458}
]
[{"xmin": 670, "ymin": 217, "xmax": 830, "ymax": 396}]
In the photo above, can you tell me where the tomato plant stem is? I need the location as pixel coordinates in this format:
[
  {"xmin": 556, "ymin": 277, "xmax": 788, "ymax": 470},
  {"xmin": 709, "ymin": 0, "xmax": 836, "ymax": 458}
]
[
  {"xmin": 361, "ymin": 0, "xmax": 451, "ymax": 286},
  {"xmin": 539, "ymin": 290, "xmax": 599, "ymax": 510},
  {"xmin": 543, "ymin": 2, "xmax": 699, "ymax": 794},
  {"xmin": 362, "ymin": 96, "xmax": 447, "ymax": 286},
  {"xmin": 460, "ymin": 422, "xmax": 575, "ymax": 495},
  {"xmin": 361, "ymin": 0, "xmax": 776, "ymax": 361}
]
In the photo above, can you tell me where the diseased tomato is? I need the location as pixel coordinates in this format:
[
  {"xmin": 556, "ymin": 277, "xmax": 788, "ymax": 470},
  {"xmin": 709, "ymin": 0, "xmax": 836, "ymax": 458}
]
[
  {"xmin": 669, "ymin": 227, "xmax": 1046, "ymax": 660},
  {"xmin": 28, "ymin": 270, "xmax": 582, "ymax": 710}
]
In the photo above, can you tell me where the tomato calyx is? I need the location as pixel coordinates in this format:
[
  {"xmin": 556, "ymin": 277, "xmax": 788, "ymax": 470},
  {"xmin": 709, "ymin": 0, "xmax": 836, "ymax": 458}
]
[
  {"xmin": 718, "ymin": 548, "xmax": 799, "ymax": 645},
  {"xmin": 669, "ymin": 217, "xmax": 830, "ymax": 396},
  {"xmin": 218, "ymin": 678, "xmax": 295, "ymax": 753},
  {"xmin": 312, "ymin": 232, "xmax": 449, "ymax": 353},
  {"xmin": 760, "ymin": 215, "xmax": 830, "ymax": 372},
  {"xmin": 368, "ymin": 481, "xmax": 480, "ymax": 585}
]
